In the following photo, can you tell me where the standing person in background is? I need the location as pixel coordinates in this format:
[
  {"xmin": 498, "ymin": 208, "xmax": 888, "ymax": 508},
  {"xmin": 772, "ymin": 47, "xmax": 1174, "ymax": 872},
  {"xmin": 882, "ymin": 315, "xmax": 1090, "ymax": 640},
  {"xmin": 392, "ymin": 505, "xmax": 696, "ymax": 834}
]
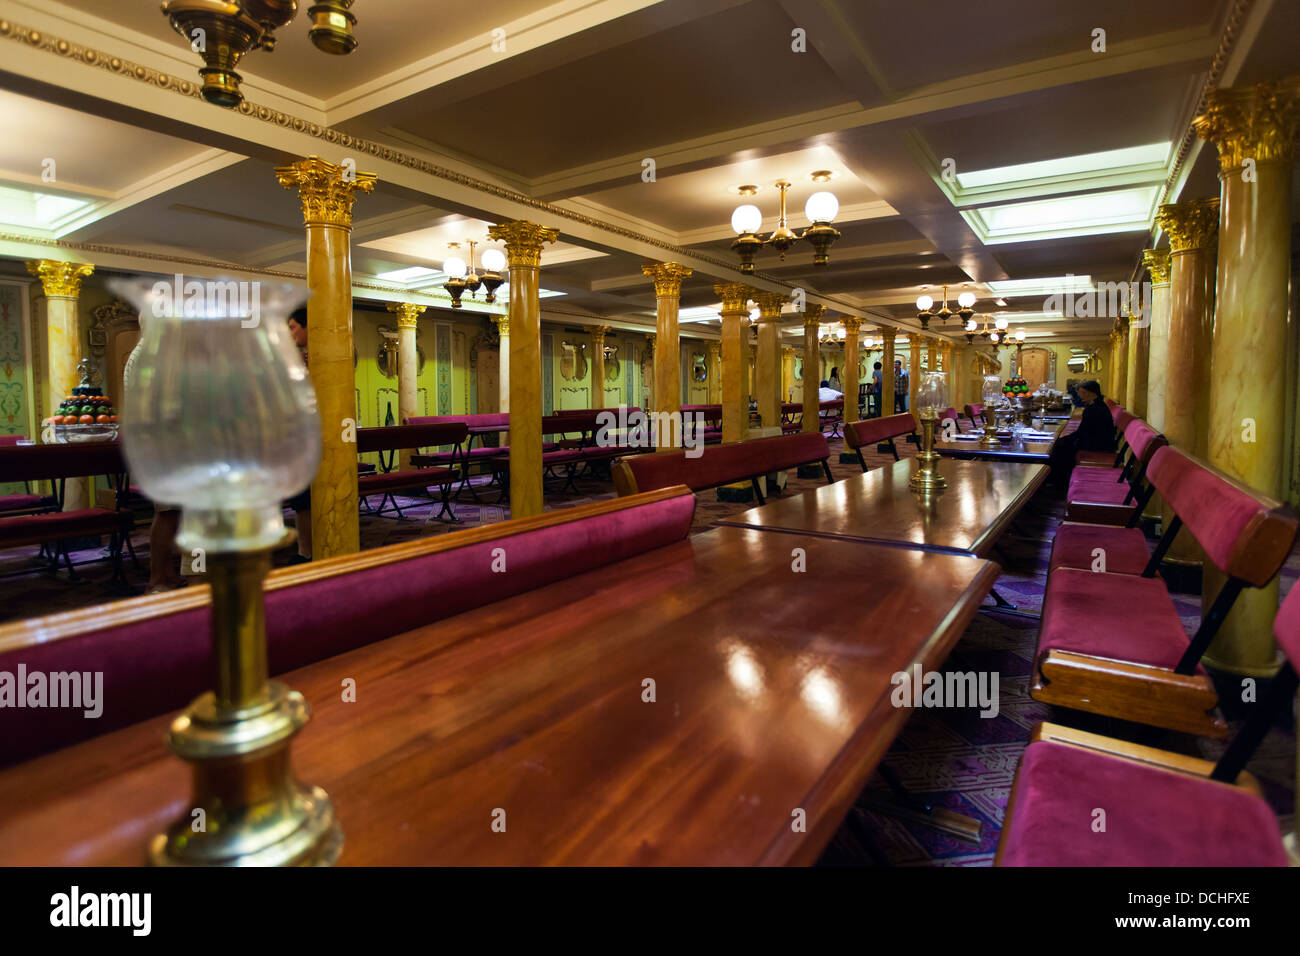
[
  {"xmin": 285, "ymin": 307, "xmax": 312, "ymax": 563},
  {"xmin": 871, "ymin": 362, "xmax": 883, "ymax": 417},
  {"xmin": 894, "ymin": 359, "xmax": 908, "ymax": 412},
  {"xmin": 828, "ymin": 366, "xmax": 842, "ymax": 393}
]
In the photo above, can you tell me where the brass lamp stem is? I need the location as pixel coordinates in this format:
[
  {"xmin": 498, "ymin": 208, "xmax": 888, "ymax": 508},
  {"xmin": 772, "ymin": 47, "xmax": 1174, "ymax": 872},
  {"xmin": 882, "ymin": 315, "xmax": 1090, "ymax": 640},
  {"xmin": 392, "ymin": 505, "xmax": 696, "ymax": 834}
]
[{"xmin": 909, "ymin": 412, "xmax": 946, "ymax": 491}]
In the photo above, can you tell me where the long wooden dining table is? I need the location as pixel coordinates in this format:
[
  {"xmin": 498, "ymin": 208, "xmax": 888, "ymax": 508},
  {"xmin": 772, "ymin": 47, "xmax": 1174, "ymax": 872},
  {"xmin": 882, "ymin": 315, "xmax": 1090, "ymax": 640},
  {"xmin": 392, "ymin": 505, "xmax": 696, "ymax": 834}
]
[
  {"xmin": 934, "ymin": 419, "xmax": 1066, "ymax": 464},
  {"xmin": 0, "ymin": 524, "xmax": 998, "ymax": 866},
  {"xmin": 718, "ymin": 457, "xmax": 1049, "ymax": 559}
]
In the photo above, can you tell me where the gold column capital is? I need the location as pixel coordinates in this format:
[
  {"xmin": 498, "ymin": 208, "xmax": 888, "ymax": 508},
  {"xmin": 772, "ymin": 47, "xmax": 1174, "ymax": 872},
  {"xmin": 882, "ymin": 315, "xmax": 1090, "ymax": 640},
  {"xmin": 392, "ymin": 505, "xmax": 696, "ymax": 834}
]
[
  {"xmin": 781, "ymin": 345, "xmax": 795, "ymax": 356},
  {"xmin": 643, "ymin": 261, "xmax": 693, "ymax": 297},
  {"xmin": 1142, "ymin": 248, "xmax": 1172, "ymax": 285},
  {"xmin": 842, "ymin": 316, "xmax": 862, "ymax": 335},
  {"xmin": 1193, "ymin": 78, "xmax": 1300, "ymax": 174},
  {"xmin": 589, "ymin": 325, "xmax": 610, "ymax": 345},
  {"xmin": 275, "ymin": 156, "xmax": 377, "ymax": 229},
  {"xmin": 487, "ymin": 220, "xmax": 560, "ymax": 268},
  {"xmin": 707, "ymin": 341, "xmax": 720, "ymax": 357},
  {"xmin": 493, "ymin": 315, "xmax": 510, "ymax": 336},
  {"xmin": 754, "ymin": 291, "xmax": 787, "ymax": 319},
  {"xmin": 1156, "ymin": 198, "xmax": 1220, "ymax": 253},
  {"xmin": 802, "ymin": 302, "xmax": 827, "ymax": 324},
  {"xmin": 386, "ymin": 301, "xmax": 426, "ymax": 329},
  {"xmin": 27, "ymin": 259, "xmax": 93, "ymax": 298},
  {"xmin": 713, "ymin": 282, "xmax": 753, "ymax": 314}
]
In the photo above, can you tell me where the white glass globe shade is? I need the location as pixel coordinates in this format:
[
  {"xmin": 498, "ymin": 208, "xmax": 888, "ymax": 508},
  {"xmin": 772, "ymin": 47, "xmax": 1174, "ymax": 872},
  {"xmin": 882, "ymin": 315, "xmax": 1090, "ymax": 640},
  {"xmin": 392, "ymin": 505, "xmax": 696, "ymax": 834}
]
[
  {"xmin": 990, "ymin": 331, "xmax": 1000, "ymax": 343},
  {"xmin": 731, "ymin": 204, "xmax": 762, "ymax": 235},
  {"xmin": 804, "ymin": 190, "xmax": 839, "ymax": 224},
  {"xmin": 915, "ymin": 295, "xmax": 933, "ymax": 312},
  {"xmin": 957, "ymin": 291, "xmax": 976, "ymax": 308},
  {"xmin": 965, "ymin": 318, "xmax": 977, "ymax": 332},
  {"xmin": 443, "ymin": 256, "xmax": 467, "ymax": 278},
  {"xmin": 480, "ymin": 248, "xmax": 506, "ymax": 273},
  {"xmin": 1015, "ymin": 329, "xmax": 1026, "ymax": 342},
  {"xmin": 995, "ymin": 315, "xmax": 1009, "ymax": 330}
]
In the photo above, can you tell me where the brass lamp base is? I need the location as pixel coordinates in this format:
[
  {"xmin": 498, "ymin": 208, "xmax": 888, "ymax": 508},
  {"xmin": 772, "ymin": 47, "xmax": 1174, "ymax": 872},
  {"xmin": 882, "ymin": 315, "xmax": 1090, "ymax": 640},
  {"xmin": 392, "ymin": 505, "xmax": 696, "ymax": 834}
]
[
  {"xmin": 979, "ymin": 419, "xmax": 1001, "ymax": 447},
  {"xmin": 150, "ymin": 681, "xmax": 342, "ymax": 867},
  {"xmin": 909, "ymin": 416, "xmax": 947, "ymax": 491}
]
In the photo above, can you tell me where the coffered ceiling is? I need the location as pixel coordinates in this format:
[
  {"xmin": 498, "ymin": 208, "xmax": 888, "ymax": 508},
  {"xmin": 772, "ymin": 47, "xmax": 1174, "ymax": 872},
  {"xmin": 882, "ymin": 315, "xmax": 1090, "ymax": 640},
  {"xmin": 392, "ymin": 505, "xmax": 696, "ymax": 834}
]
[{"xmin": 0, "ymin": 0, "xmax": 1294, "ymax": 346}]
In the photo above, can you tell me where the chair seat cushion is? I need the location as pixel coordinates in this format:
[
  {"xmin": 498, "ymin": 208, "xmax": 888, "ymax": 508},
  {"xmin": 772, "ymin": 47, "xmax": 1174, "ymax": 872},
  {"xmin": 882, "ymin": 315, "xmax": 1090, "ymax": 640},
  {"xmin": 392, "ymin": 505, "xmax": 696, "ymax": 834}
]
[
  {"xmin": 1075, "ymin": 450, "xmax": 1114, "ymax": 466},
  {"xmin": 1049, "ymin": 523, "xmax": 1150, "ymax": 575},
  {"xmin": 542, "ymin": 449, "xmax": 586, "ymax": 466},
  {"xmin": 1068, "ymin": 469, "xmax": 1131, "ymax": 505},
  {"xmin": 1039, "ymin": 568, "xmax": 1200, "ymax": 671},
  {"xmin": 1000, "ymin": 740, "xmax": 1288, "ymax": 866},
  {"xmin": 0, "ymin": 493, "xmax": 52, "ymax": 514},
  {"xmin": 358, "ymin": 468, "xmax": 457, "ymax": 494},
  {"xmin": 0, "ymin": 507, "xmax": 127, "ymax": 546}
]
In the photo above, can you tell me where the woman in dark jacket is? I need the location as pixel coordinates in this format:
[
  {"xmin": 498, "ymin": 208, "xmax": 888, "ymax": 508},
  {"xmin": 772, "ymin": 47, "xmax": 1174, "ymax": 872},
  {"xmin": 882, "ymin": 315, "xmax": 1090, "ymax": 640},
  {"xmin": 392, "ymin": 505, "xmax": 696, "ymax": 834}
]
[{"xmin": 1048, "ymin": 380, "xmax": 1114, "ymax": 484}]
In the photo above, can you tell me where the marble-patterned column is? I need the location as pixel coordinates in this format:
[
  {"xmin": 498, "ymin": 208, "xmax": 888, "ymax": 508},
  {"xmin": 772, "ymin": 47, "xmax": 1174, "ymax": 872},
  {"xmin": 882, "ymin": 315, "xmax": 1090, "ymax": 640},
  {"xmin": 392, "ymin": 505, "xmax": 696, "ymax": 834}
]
[
  {"xmin": 642, "ymin": 334, "xmax": 655, "ymax": 410},
  {"xmin": 27, "ymin": 260, "xmax": 94, "ymax": 510},
  {"xmin": 842, "ymin": 317, "xmax": 862, "ymax": 425},
  {"xmin": 715, "ymin": 283, "xmax": 751, "ymax": 443},
  {"xmin": 781, "ymin": 346, "xmax": 796, "ymax": 405},
  {"xmin": 643, "ymin": 263, "xmax": 691, "ymax": 436},
  {"xmin": 276, "ymin": 156, "xmax": 375, "ymax": 559},
  {"xmin": 802, "ymin": 305, "xmax": 823, "ymax": 433},
  {"xmin": 1141, "ymin": 249, "xmax": 1172, "ymax": 521},
  {"xmin": 488, "ymin": 220, "xmax": 559, "ymax": 519},
  {"xmin": 386, "ymin": 301, "xmax": 426, "ymax": 470},
  {"xmin": 707, "ymin": 342, "xmax": 721, "ymax": 404},
  {"xmin": 1114, "ymin": 324, "xmax": 1129, "ymax": 406},
  {"xmin": 589, "ymin": 325, "xmax": 609, "ymax": 409},
  {"xmin": 1155, "ymin": 197, "xmax": 1220, "ymax": 568},
  {"xmin": 754, "ymin": 292, "xmax": 786, "ymax": 428},
  {"xmin": 908, "ymin": 334, "xmax": 920, "ymax": 412},
  {"xmin": 1194, "ymin": 78, "xmax": 1300, "ymax": 678},
  {"xmin": 494, "ymin": 316, "xmax": 510, "ymax": 412},
  {"xmin": 881, "ymin": 328, "xmax": 897, "ymax": 415},
  {"xmin": 1126, "ymin": 306, "xmax": 1149, "ymax": 418}
]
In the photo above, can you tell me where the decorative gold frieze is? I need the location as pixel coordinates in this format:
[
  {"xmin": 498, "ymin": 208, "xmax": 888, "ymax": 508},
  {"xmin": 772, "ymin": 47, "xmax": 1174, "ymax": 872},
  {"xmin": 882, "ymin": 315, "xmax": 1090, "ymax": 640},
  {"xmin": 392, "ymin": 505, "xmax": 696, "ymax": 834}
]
[
  {"xmin": 643, "ymin": 262, "xmax": 693, "ymax": 298},
  {"xmin": 26, "ymin": 259, "xmax": 93, "ymax": 298},
  {"xmin": 488, "ymin": 220, "xmax": 559, "ymax": 269},
  {"xmin": 1142, "ymin": 249, "xmax": 1172, "ymax": 285},
  {"xmin": 1156, "ymin": 199, "xmax": 1220, "ymax": 253},
  {"xmin": 1193, "ymin": 78, "xmax": 1300, "ymax": 174},
  {"xmin": 713, "ymin": 282, "xmax": 753, "ymax": 314},
  {"xmin": 386, "ymin": 301, "xmax": 426, "ymax": 329},
  {"xmin": 276, "ymin": 156, "xmax": 376, "ymax": 228}
]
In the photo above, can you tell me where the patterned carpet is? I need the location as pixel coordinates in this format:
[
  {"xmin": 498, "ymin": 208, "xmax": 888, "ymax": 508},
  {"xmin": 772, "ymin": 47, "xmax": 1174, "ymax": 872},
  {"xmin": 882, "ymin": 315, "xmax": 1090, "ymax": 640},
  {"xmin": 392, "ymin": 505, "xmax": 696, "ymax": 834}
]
[{"xmin": 1, "ymin": 435, "xmax": 1295, "ymax": 866}]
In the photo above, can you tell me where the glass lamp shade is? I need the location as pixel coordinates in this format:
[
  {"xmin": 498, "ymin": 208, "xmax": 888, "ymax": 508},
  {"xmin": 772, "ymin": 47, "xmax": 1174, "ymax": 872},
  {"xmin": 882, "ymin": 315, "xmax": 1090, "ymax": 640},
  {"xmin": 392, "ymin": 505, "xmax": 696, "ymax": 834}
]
[
  {"xmin": 480, "ymin": 247, "xmax": 506, "ymax": 273},
  {"xmin": 957, "ymin": 291, "xmax": 976, "ymax": 308},
  {"xmin": 443, "ymin": 256, "xmax": 468, "ymax": 279},
  {"xmin": 982, "ymin": 374, "xmax": 1003, "ymax": 405},
  {"xmin": 995, "ymin": 315, "xmax": 1009, "ymax": 331},
  {"xmin": 915, "ymin": 294, "xmax": 933, "ymax": 311},
  {"xmin": 990, "ymin": 331, "xmax": 1001, "ymax": 343},
  {"xmin": 731, "ymin": 203, "xmax": 762, "ymax": 235},
  {"xmin": 916, "ymin": 370, "xmax": 949, "ymax": 416},
  {"xmin": 1015, "ymin": 329, "xmax": 1026, "ymax": 342},
  {"xmin": 965, "ymin": 318, "xmax": 978, "ymax": 332},
  {"xmin": 109, "ymin": 276, "xmax": 319, "ymax": 552},
  {"xmin": 804, "ymin": 190, "xmax": 839, "ymax": 224}
]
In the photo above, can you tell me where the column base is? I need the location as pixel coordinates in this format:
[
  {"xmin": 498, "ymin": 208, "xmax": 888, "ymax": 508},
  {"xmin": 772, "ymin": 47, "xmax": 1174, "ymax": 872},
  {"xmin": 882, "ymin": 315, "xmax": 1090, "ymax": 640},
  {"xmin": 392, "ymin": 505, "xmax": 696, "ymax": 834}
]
[
  {"xmin": 1157, "ymin": 559, "xmax": 1202, "ymax": 594},
  {"xmin": 838, "ymin": 452, "xmax": 860, "ymax": 465}
]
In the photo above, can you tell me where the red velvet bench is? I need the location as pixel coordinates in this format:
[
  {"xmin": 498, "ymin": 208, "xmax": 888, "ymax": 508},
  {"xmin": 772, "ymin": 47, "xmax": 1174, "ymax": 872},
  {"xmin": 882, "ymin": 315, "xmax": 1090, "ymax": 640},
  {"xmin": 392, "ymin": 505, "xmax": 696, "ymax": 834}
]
[
  {"xmin": 841, "ymin": 412, "xmax": 918, "ymax": 471},
  {"xmin": 818, "ymin": 398, "xmax": 844, "ymax": 438},
  {"xmin": 355, "ymin": 422, "xmax": 468, "ymax": 521},
  {"xmin": 0, "ymin": 442, "xmax": 135, "ymax": 582},
  {"xmin": 0, "ymin": 436, "xmax": 56, "ymax": 518},
  {"xmin": 1033, "ymin": 446, "xmax": 1299, "ymax": 737},
  {"xmin": 682, "ymin": 404, "xmax": 723, "ymax": 444},
  {"xmin": 962, "ymin": 403, "xmax": 984, "ymax": 430},
  {"xmin": 999, "ymin": 580, "xmax": 1300, "ymax": 866},
  {"xmin": 483, "ymin": 412, "xmax": 627, "ymax": 500},
  {"xmin": 611, "ymin": 431, "xmax": 834, "ymax": 504},
  {"xmin": 1064, "ymin": 418, "xmax": 1165, "ymax": 525},
  {"xmin": 0, "ymin": 486, "xmax": 697, "ymax": 768}
]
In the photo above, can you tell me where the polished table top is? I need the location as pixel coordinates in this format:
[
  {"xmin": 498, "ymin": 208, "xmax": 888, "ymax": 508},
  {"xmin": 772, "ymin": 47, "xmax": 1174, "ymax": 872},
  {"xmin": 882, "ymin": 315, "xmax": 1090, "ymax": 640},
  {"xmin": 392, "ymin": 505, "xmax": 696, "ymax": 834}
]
[
  {"xmin": 719, "ymin": 457, "xmax": 1049, "ymax": 558},
  {"xmin": 0, "ymin": 525, "xmax": 997, "ymax": 866},
  {"xmin": 934, "ymin": 420, "xmax": 1065, "ymax": 463}
]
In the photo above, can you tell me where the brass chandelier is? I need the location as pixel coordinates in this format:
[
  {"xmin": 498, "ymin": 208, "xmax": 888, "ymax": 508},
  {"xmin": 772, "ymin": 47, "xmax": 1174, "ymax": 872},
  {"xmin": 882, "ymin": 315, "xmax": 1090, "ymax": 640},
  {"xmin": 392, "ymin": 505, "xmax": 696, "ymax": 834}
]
[
  {"xmin": 964, "ymin": 312, "xmax": 1010, "ymax": 345},
  {"xmin": 162, "ymin": 1, "xmax": 358, "ymax": 108},
  {"xmin": 915, "ymin": 284, "xmax": 976, "ymax": 331},
  {"xmin": 443, "ymin": 240, "xmax": 507, "ymax": 309},
  {"xmin": 730, "ymin": 172, "xmax": 841, "ymax": 275}
]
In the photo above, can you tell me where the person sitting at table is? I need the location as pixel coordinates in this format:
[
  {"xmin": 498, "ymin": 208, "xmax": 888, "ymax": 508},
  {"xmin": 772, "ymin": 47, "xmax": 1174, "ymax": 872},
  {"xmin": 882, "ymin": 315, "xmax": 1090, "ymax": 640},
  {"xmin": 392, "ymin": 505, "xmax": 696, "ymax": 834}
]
[
  {"xmin": 818, "ymin": 379, "xmax": 841, "ymax": 403},
  {"xmin": 1047, "ymin": 379, "xmax": 1114, "ymax": 484},
  {"xmin": 285, "ymin": 308, "xmax": 312, "ymax": 563}
]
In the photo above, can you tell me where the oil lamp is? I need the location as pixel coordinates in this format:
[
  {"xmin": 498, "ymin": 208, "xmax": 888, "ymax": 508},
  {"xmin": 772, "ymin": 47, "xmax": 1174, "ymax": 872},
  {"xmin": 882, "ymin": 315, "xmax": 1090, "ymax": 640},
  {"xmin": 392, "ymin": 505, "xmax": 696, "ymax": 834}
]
[{"xmin": 909, "ymin": 369, "xmax": 948, "ymax": 492}]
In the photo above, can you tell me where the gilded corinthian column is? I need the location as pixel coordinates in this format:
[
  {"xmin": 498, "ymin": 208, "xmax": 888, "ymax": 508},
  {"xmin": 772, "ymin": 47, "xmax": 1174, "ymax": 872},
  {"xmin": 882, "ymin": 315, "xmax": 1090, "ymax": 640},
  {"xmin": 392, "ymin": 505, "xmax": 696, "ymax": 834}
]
[
  {"xmin": 1155, "ymin": 198, "xmax": 1220, "ymax": 568},
  {"xmin": 715, "ymin": 283, "xmax": 752, "ymax": 443},
  {"xmin": 494, "ymin": 316, "xmax": 510, "ymax": 412},
  {"xmin": 908, "ymin": 334, "xmax": 921, "ymax": 412},
  {"xmin": 590, "ymin": 326, "xmax": 609, "ymax": 409},
  {"xmin": 881, "ymin": 328, "xmax": 896, "ymax": 415},
  {"xmin": 802, "ymin": 305, "xmax": 824, "ymax": 433},
  {"xmin": 754, "ymin": 292, "xmax": 786, "ymax": 428},
  {"xmin": 488, "ymin": 220, "xmax": 559, "ymax": 519},
  {"xmin": 841, "ymin": 317, "xmax": 862, "ymax": 426},
  {"xmin": 643, "ymin": 263, "xmax": 692, "ymax": 440},
  {"xmin": 781, "ymin": 346, "xmax": 796, "ymax": 404},
  {"xmin": 1193, "ymin": 78, "xmax": 1300, "ymax": 678},
  {"xmin": 28, "ymin": 259, "xmax": 93, "ymax": 510},
  {"xmin": 1126, "ymin": 299, "xmax": 1149, "ymax": 417},
  {"xmin": 707, "ymin": 343, "xmax": 721, "ymax": 404},
  {"xmin": 386, "ymin": 301, "xmax": 426, "ymax": 470},
  {"xmin": 276, "ymin": 156, "xmax": 375, "ymax": 559},
  {"xmin": 1141, "ymin": 249, "xmax": 1172, "ymax": 522}
]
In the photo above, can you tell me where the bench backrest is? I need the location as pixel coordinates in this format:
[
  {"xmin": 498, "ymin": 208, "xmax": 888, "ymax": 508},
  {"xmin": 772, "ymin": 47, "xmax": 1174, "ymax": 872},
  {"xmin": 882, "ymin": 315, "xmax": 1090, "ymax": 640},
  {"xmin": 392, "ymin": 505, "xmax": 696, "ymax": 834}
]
[
  {"xmin": 843, "ymin": 412, "xmax": 917, "ymax": 450},
  {"xmin": 681, "ymin": 404, "xmax": 723, "ymax": 423},
  {"xmin": 612, "ymin": 432, "xmax": 830, "ymax": 496},
  {"xmin": 1147, "ymin": 446, "xmax": 1298, "ymax": 588},
  {"xmin": 0, "ymin": 441, "xmax": 126, "ymax": 483},
  {"xmin": 0, "ymin": 486, "xmax": 697, "ymax": 766},
  {"xmin": 0, "ymin": 436, "xmax": 24, "ymax": 446},
  {"xmin": 1123, "ymin": 418, "xmax": 1167, "ymax": 465},
  {"xmin": 555, "ymin": 407, "xmax": 642, "ymax": 418},
  {"xmin": 406, "ymin": 412, "xmax": 509, "ymax": 430},
  {"xmin": 356, "ymin": 422, "xmax": 469, "ymax": 454},
  {"xmin": 1114, "ymin": 407, "xmax": 1134, "ymax": 434}
]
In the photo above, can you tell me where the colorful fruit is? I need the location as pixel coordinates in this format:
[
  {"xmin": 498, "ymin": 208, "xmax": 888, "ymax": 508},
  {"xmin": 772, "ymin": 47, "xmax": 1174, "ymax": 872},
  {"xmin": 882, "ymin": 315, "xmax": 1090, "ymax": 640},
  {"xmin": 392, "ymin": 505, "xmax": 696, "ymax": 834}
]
[{"xmin": 78, "ymin": 414, "xmax": 94, "ymax": 424}]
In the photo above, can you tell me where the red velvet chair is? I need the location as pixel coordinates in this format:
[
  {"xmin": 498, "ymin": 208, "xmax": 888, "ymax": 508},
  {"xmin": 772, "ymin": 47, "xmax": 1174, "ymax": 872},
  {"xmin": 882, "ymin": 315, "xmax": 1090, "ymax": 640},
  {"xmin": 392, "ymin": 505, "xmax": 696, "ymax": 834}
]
[
  {"xmin": 841, "ymin": 413, "xmax": 918, "ymax": 471},
  {"xmin": 1000, "ymin": 579, "xmax": 1300, "ymax": 866},
  {"xmin": 1034, "ymin": 446, "xmax": 1299, "ymax": 736},
  {"xmin": 1064, "ymin": 418, "xmax": 1166, "ymax": 525},
  {"xmin": 355, "ymin": 422, "xmax": 469, "ymax": 521},
  {"xmin": 0, "ymin": 487, "xmax": 697, "ymax": 767}
]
